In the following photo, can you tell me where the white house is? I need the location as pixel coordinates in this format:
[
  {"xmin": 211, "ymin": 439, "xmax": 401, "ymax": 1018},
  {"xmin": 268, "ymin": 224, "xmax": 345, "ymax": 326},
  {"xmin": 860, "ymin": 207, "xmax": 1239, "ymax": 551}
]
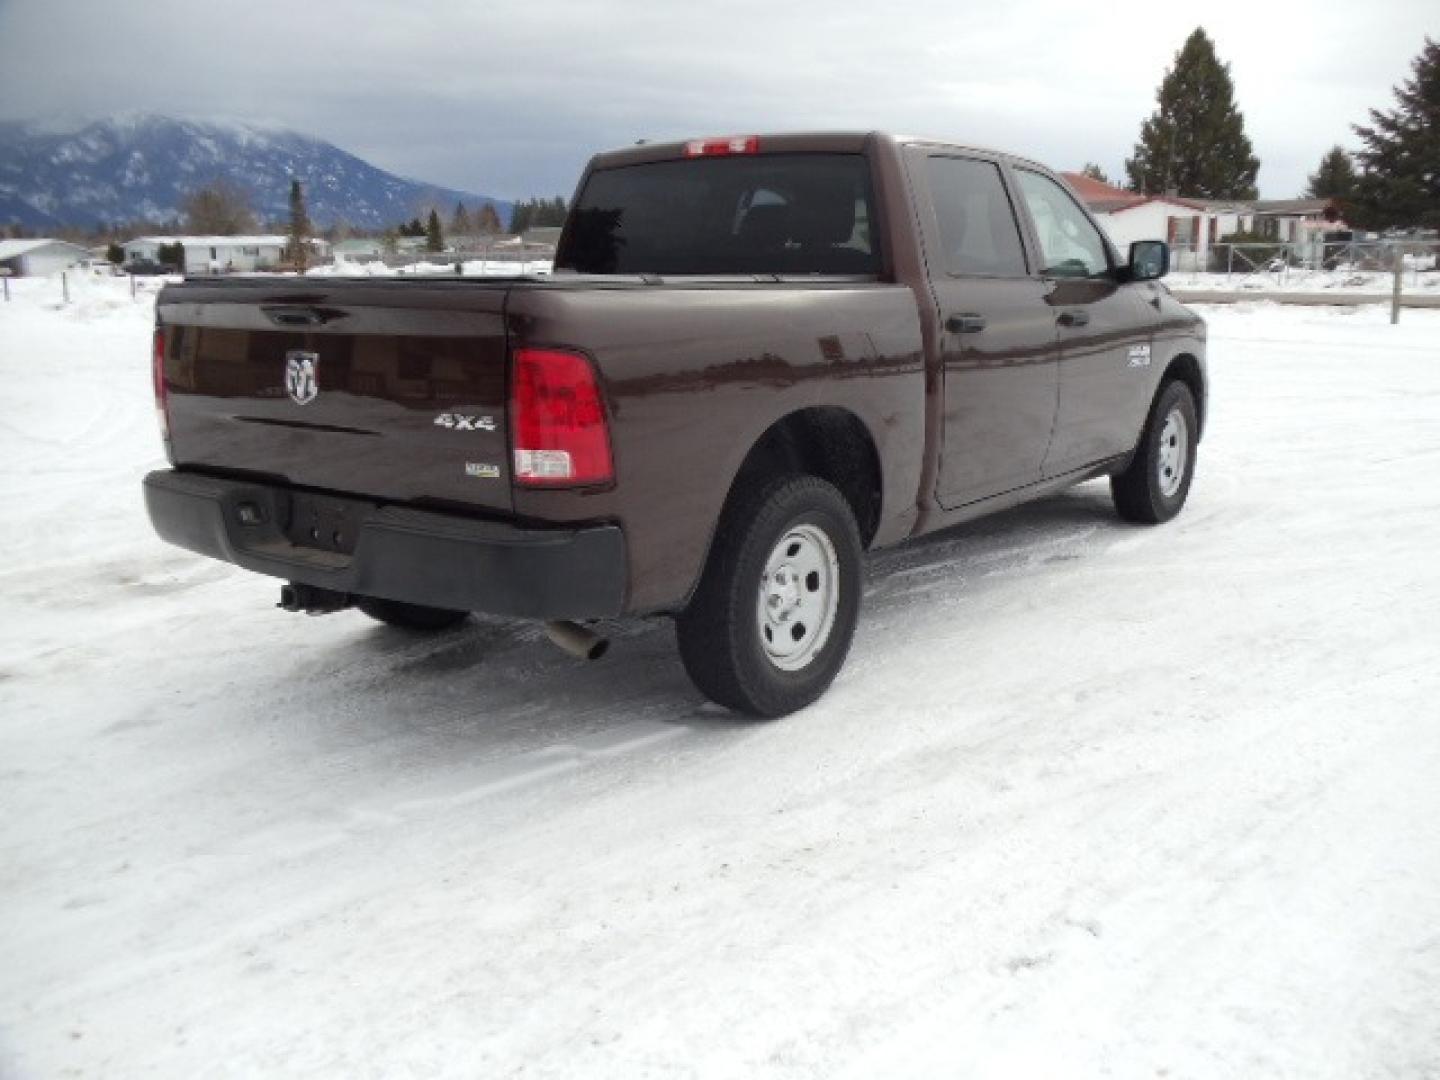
[
  {"xmin": 1062, "ymin": 173, "xmax": 1346, "ymax": 271},
  {"xmin": 1061, "ymin": 174, "xmax": 1221, "ymax": 270},
  {"xmin": 0, "ymin": 238, "xmax": 94, "ymax": 277},
  {"xmin": 122, "ymin": 235, "xmax": 331, "ymax": 274},
  {"xmin": 1246, "ymin": 199, "xmax": 1345, "ymax": 243},
  {"xmin": 332, "ymin": 238, "xmax": 384, "ymax": 262}
]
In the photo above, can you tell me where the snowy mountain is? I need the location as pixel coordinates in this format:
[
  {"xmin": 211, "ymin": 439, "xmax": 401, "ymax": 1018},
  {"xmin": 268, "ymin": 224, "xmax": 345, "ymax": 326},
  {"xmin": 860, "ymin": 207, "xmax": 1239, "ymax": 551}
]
[{"xmin": 0, "ymin": 114, "xmax": 512, "ymax": 230}]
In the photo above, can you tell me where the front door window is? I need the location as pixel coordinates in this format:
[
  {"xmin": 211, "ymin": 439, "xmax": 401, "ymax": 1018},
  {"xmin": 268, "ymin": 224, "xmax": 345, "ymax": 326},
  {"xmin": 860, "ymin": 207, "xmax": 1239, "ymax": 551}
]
[{"xmin": 1015, "ymin": 170, "xmax": 1110, "ymax": 278}]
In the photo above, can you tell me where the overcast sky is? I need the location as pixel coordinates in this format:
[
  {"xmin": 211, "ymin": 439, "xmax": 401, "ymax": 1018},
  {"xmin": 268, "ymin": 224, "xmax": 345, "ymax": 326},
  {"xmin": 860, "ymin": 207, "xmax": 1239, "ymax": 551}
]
[{"xmin": 0, "ymin": 0, "xmax": 1432, "ymax": 199}]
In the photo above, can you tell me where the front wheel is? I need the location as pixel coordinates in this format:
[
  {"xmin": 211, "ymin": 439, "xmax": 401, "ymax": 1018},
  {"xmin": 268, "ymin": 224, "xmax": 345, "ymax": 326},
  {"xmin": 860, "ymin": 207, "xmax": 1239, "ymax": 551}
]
[
  {"xmin": 1111, "ymin": 380, "xmax": 1199, "ymax": 524},
  {"xmin": 677, "ymin": 475, "xmax": 862, "ymax": 718}
]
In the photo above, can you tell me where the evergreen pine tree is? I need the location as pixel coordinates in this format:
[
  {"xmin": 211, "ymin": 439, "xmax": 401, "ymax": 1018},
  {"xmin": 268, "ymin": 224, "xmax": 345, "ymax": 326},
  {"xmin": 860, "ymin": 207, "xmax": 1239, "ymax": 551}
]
[
  {"xmin": 1350, "ymin": 37, "xmax": 1440, "ymax": 231},
  {"xmin": 477, "ymin": 203, "xmax": 502, "ymax": 234},
  {"xmin": 1080, "ymin": 163, "xmax": 1110, "ymax": 184},
  {"xmin": 1124, "ymin": 28, "xmax": 1260, "ymax": 198},
  {"xmin": 1305, "ymin": 146, "xmax": 1358, "ymax": 201},
  {"xmin": 286, "ymin": 179, "xmax": 312, "ymax": 271},
  {"xmin": 510, "ymin": 200, "xmax": 532, "ymax": 234},
  {"xmin": 425, "ymin": 208, "xmax": 444, "ymax": 252}
]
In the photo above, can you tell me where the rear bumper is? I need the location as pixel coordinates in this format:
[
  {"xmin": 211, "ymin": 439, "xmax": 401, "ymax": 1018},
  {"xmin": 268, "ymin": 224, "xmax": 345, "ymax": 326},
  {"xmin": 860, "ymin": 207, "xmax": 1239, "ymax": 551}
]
[{"xmin": 143, "ymin": 470, "xmax": 627, "ymax": 619}]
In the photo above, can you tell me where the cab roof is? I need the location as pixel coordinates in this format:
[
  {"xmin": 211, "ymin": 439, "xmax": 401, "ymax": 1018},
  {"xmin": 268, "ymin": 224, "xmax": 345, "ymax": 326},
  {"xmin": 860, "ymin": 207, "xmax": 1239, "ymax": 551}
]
[{"xmin": 587, "ymin": 131, "xmax": 1049, "ymax": 174}]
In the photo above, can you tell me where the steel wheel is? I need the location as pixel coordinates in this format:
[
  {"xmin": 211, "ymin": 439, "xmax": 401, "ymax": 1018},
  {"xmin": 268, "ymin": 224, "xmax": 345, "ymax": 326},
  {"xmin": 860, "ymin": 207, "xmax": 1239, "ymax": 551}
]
[
  {"xmin": 1111, "ymin": 379, "xmax": 1199, "ymax": 525},
  {"xmin": 756, "ymin": 523, "xmax": 840, "ymax": 672},
  {"xmin": 678, "ymin": 475, "xmax": 862, "ymax": 716},
  {"xmin": 1156, "ymin": 407, "xmax": 1189, "ymax": 499}
]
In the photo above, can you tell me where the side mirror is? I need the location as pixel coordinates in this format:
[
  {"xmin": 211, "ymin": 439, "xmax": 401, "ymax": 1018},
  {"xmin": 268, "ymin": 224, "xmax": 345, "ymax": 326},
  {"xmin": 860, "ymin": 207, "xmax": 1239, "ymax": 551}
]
[{"xmin": 1128, "ymin": 240, "xmax": 1169, "ymax": 281}]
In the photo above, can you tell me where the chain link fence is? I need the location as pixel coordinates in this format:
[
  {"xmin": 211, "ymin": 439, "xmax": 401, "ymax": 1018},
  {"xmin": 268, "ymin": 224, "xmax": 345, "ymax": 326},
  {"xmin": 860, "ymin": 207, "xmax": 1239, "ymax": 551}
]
[
  {"xmin": 1168, "ymin": 239, "xmax": 1439, "ymax": 289},
  {"xmin": 355, "ymin": 239, "xmax": 556, "ymax": 275},
  {"xmin": 1165, "ymin": 239, "xmax": 1440, "ymax": 321}
]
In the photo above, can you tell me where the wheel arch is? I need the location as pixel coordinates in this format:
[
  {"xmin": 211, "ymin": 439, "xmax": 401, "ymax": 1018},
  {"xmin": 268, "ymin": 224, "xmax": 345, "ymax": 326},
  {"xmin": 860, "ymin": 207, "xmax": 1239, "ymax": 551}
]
[
  {"xmin": 727, "ymin": 406, "xmax": 884, "ymax": 547},
  {"xmin": 671, "ymin": 406, "xmax": 883, "ymax": 616},
  {"xmin": 1161, "ymin": 352, "xmax": 1206, "ymax": 439}
]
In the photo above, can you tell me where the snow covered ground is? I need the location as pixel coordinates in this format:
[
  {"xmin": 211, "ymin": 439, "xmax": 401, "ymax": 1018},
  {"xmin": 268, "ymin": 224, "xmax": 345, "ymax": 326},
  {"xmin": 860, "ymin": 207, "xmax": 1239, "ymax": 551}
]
[{"xmin": 3, "ymin": 276, "xmax": 1440, "ymax": 1078}]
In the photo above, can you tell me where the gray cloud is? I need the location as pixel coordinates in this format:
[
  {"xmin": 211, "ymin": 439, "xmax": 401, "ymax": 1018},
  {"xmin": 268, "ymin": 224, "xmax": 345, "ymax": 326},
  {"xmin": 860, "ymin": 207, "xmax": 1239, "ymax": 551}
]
[{"xmin": 0, "ymin": 0, "xmax": 1432, "ymax": 198}]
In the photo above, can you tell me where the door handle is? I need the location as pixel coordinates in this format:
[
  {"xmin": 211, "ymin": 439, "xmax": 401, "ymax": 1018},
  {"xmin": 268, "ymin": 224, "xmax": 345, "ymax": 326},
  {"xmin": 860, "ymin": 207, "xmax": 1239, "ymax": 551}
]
[
  {"xmin": 1057, "ymin": 309, "xmax": 1090, "ymax": 328},
  {"xmin": 261, "ymin": 305, "xmax": 348, "ymax": 327},
  {"xmin": 946, "ymin": 313, "xmax": 987, "ymax": 334}
]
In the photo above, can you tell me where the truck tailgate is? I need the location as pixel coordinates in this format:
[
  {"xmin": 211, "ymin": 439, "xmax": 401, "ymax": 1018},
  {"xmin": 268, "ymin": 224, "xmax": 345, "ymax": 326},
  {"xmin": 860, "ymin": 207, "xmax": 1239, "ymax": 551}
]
[{"xmin": 157, "ymin": 282, "xmax": 514, "ymax": 513}]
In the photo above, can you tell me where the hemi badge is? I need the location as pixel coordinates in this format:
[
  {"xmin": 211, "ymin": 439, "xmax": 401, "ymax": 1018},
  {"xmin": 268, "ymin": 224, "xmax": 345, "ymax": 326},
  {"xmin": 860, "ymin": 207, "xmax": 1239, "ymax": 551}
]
[{"xmin": 465, "ymin": 462, "xmax": 500, "ymax": 479}]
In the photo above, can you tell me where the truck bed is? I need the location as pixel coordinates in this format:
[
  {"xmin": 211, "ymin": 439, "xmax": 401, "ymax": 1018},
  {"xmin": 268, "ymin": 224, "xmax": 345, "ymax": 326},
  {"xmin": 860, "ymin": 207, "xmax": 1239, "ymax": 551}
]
[{"xmin": 156, "ymin": 273, "xmax": 927, "ymax": 611}]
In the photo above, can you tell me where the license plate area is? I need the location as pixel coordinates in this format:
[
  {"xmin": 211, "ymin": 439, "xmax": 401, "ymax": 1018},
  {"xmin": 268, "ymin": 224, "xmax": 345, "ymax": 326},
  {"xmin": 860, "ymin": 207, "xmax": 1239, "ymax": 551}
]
[{"xmin": 282, "ymin": 491, "xmax": 369, "ymax": 555}]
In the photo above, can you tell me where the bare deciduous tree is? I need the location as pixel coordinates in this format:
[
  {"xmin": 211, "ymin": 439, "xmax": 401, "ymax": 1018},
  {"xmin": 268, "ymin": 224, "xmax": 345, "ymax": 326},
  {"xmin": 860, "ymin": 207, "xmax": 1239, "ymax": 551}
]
[{"xmin": 181, "ymin": 180, "xmax": 257, "ymax": 234}]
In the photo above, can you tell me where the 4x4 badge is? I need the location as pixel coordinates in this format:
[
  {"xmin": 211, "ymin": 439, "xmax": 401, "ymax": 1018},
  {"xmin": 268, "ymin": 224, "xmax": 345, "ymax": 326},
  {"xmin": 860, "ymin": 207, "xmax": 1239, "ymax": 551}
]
[
  {"xmin": 285, "ymin": 351, "xmax": 319, "ymax": 405},
  {"xmin": 435, "ymin": 413, "xmax": 497, "ymax": 432}
]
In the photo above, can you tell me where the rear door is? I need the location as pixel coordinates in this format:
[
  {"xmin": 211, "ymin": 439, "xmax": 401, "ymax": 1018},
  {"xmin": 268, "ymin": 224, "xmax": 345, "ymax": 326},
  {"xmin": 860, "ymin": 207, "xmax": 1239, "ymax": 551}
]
[
  {"xmin": 914, "ymin": 151, "xmax": 1059, "ymax": 509},
  {"xmin": 1011, "ymin": 168, "xmax": 1157, "ymax": 474},
  {"xmin": 159, "ymin": 282, "xmax": 515, "ymax": 511}
]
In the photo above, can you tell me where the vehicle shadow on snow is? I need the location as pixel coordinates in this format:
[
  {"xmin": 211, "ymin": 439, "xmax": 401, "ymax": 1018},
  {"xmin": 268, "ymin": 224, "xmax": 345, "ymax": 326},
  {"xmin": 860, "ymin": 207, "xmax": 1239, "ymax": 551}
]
[
  {"xmin": 291, "ymin": 482, "xmax": 1123, "ymax": 735},
  {"xmin": 866, "ymin": 481, "xmax": 1119, "ymax": 594}
]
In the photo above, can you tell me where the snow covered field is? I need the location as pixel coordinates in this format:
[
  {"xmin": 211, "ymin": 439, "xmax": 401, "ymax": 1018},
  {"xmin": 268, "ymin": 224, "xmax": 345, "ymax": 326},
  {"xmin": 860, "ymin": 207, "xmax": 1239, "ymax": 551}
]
[
  {"xmin": 2, "ymin": 276, "xmax": 1440, "ymax": 1078},
  {"xmin": 1165, "ymin": 250, "xmax": 1440, "ymax": 297}
]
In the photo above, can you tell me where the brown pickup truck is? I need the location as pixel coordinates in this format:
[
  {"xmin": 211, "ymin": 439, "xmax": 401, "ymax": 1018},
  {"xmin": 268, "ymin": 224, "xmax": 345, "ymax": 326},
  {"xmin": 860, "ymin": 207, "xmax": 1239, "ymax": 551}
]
[{"xmin": 144, "ymin": 131, "xmax": 1206, "ymax": 717}]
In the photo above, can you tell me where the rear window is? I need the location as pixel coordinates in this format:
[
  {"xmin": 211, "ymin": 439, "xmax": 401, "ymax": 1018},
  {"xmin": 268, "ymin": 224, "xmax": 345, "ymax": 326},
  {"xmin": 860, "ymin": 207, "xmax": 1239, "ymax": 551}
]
[{"xmin": 555, "ymin": 153, "xmax": 881, "ymax": 276}]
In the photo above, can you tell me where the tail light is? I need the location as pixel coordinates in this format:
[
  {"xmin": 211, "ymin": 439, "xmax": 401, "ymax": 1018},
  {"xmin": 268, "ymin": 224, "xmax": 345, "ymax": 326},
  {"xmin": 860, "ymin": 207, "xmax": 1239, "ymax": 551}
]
[
  {"xmin": 153, "ymin": 326, "xmax": 174, "ymax": 461},
  {"xmin": 510, "ymin": 347, "xmax": 613, "ymax": 487},
  {"xmin": 684, "ymin": 135, "xmax": 759, "ymax": 157}
]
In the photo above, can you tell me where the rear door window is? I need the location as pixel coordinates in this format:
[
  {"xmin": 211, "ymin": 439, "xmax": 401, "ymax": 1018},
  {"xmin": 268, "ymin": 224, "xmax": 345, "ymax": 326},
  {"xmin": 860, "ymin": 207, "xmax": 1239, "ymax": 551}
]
[
  {"xmin": 556, "ymin": 153, "xmax": 880, "ymax": 276},
  {"xmin": 926, "ymin": 156, "xmax": 1028, "ymax": 277}
]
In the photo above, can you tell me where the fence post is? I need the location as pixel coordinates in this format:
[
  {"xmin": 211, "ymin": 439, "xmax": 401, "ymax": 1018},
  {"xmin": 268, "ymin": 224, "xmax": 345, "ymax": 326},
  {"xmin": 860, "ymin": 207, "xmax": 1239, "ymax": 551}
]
[
  {"xmin": 1391, "ymin": 245, "xmax": 1403, "ymax": 325},
  {"xmin": 130, "ymin": 272, "xmax": 137, "ymax": 300},
  {"xmin": 62, "ymin": 270, "xmax": 70, "ymax": 304},
  {"xmin": 1226, "ymin": 245, "xmax": 1233, "ymax": 284},
  {"xmin": 1, "ymin": 269, "xmax": 10, "ymax": 301}
]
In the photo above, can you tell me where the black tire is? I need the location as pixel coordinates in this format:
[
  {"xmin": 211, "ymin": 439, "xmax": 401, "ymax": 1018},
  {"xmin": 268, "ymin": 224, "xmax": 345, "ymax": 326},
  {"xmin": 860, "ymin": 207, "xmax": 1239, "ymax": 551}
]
[
  {"xmin": 677, "ymin": 475, "xmax": 862, "ymax": 718},
  {"xmin": 1111, "ymin": 379, "xmax": 1199, "ymax": 524},
  {"xmin": 355, "ymin": 596, "xmax": 470, "ymax": 632}
]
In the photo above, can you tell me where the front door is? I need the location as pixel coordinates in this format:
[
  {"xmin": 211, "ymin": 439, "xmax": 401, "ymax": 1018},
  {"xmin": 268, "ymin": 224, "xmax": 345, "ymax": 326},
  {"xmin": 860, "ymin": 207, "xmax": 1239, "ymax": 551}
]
[
  {"xmin": 921, "ymin": 154, "xmax": 1060, "ymax": 509},
  {"xmin": 1012, "ymin": 168, "xmax": 1156, "ymax": 475}
]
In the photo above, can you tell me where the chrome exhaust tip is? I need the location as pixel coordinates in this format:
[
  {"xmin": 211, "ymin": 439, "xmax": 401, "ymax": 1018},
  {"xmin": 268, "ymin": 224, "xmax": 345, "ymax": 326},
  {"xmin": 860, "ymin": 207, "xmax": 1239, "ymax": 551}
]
[{"xmin": 544, "ymin": 620, "xmax": 609, "ymax": 661}]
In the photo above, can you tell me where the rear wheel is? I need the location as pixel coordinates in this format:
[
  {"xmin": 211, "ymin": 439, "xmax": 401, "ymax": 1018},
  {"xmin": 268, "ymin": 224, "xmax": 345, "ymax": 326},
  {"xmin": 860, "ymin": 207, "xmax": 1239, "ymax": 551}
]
[
  {"xmin": 1111, "ymin": 380, "xmax": 1199, "ymax": 524},
  {"xmin": 677, "ymin": 475, "xmax": 861, "ymax": 718},
  {"xmin": 356, "ymin": 597, "xmax": 469, "ymax": 632}
]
